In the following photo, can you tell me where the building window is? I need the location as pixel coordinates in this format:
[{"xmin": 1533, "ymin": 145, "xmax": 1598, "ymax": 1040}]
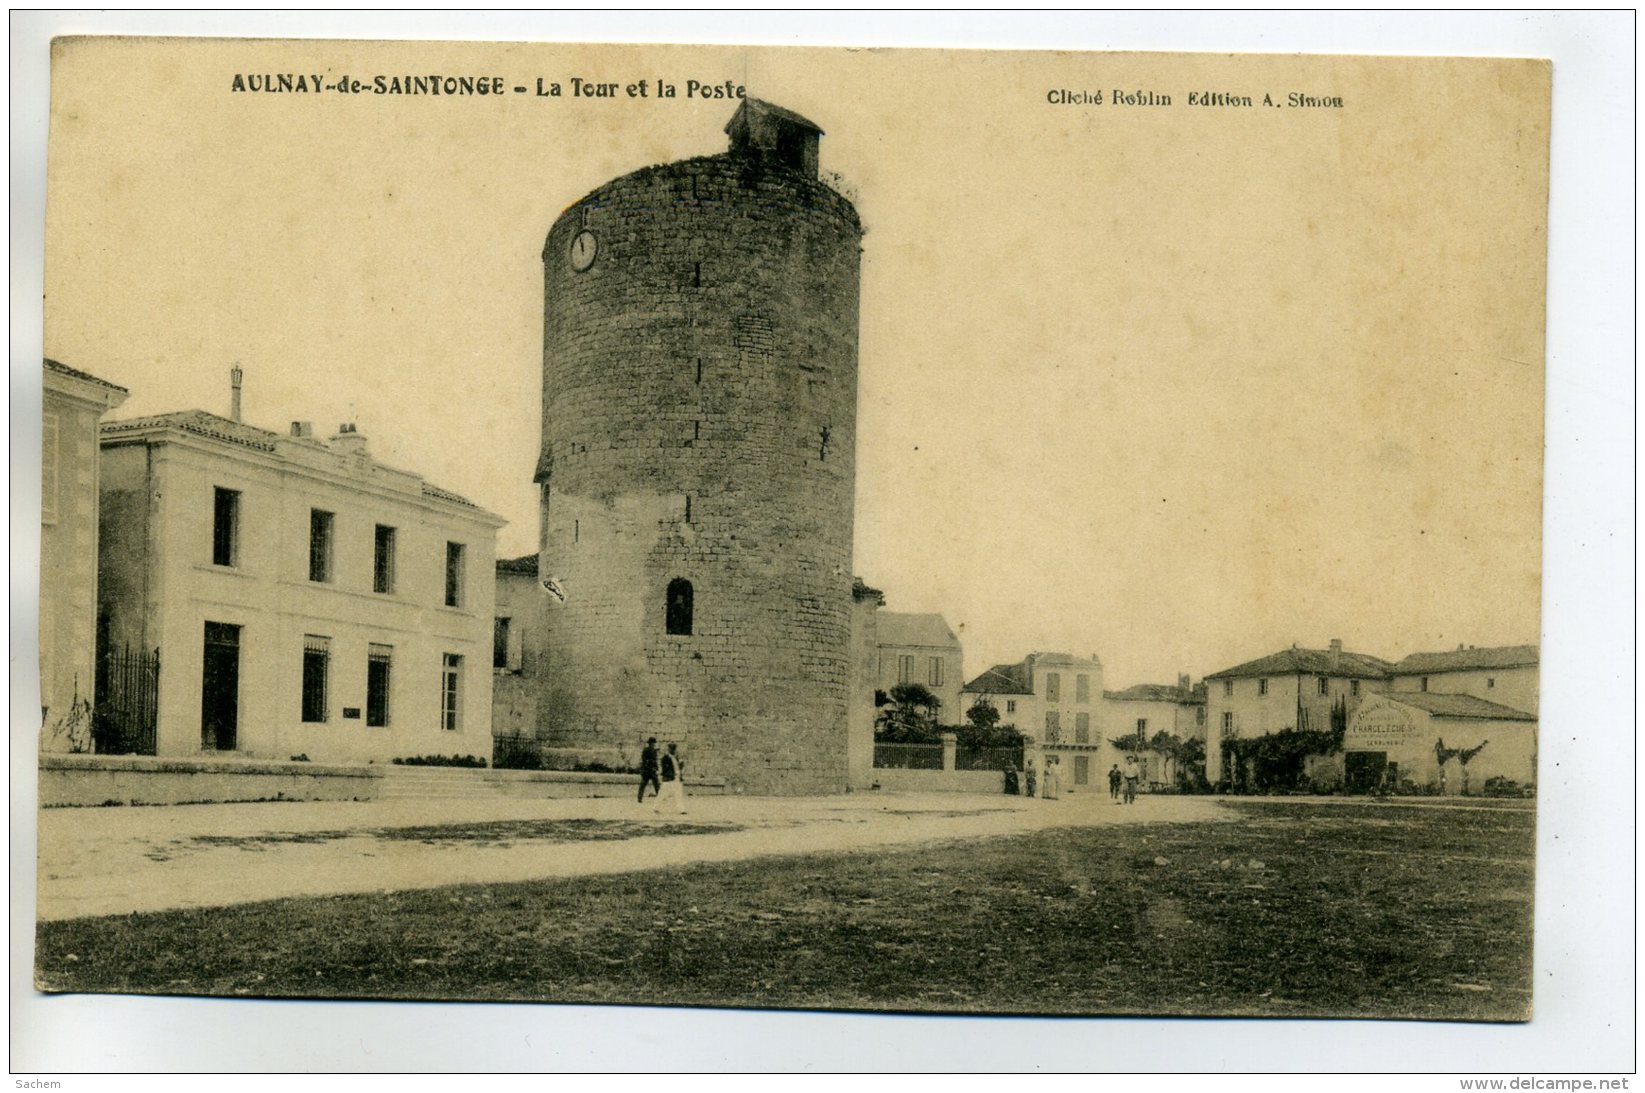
[
  {"xmin": 1136, "ymin": 717, "xmax": 1149, "ymax": 736},
  {"xmin": 41, "ymin": 412, "xmax": 58, "ymax": 524},
  {"xmin": 445, "ymin": 542, "xmax": 466, "ymax": 607},
  {"xmin": 1006, "ymin": 700, "xmax": 1016, "ymax": 714},
  {"xmin": 1046, "ymin": 672, "xmax": 1061, "ymax": 703},
  {"xmin": 665, "ymin": 577, "xmax": 693, "ymax": 636},
  {"xmin": 928, "ymin": 657, "xmax": 944, "ymax": 688},
  {"xmin": 1421, "ymin": 676, "xmax": 1429, "ymax": 692},
  {"xmin": 494, "ymin": 617, "xmax": 511, "ymax": 670},
  {"xmin": 1223, "ymin": 680, "xmax": 1233, "ymax": 697},
  {"xmin": 1351, "ymin": 679, "xmax": 1360, "ymax": 697},
  {"xmin": 1222, "ymin": 711, "xmax": 1234, "ymax": 734},
  {"xmin": 1258, "ymin": 678, "xmax": 1268, "ymax": 697},
  {"xmin": 440, "ymin": 653, "xmax": 463, "ymax": 732},
  {"xmin": 1487, "ymin": 677, "xmax": 1496, "ymax": 689},
  {"xmin": 1045, "ymin": 710, "xmax": 1061, "ymax": 743},
  {"xmin": 373, "ymin": 525, "xmax": 396, "ymax": 593},
  {"xmin": 366, "ymin": 644, "xmax": 393, "ymax": 726},
  {"xmin": 1318, "ymin": 676, "xmax": 1330, "ymax": 696},
  {"xmin": 898, "ymin": 655, "xmax": 914, "ymax": 684},
  {"xmin": 1075, "ymin": 712, "xmax": 1090, "ymax": 743},
  {"xmin": 1076, "ymin": 674, "xmax": 1090, "ymax": 703},
  {"xmin": 309, "ymin": 510, "xmax": 334, "ymax": 583},
  {"xmin": 212, "ymin": 487, "xmax": 241, "ymax": 567},
  {"xmin": 301, "ymin": 636, "xmax": 329, "ymax": 723}
]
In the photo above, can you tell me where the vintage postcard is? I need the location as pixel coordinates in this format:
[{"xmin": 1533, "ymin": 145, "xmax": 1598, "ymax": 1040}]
[{"xmin": 33, "ymin": 37, "xmax": 1549, "ymax": 1023}]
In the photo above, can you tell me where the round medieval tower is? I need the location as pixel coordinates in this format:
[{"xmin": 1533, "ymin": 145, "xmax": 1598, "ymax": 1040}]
[{"xmin": 536, "ymin": 99, "xmax": 861, "ymax": 795}]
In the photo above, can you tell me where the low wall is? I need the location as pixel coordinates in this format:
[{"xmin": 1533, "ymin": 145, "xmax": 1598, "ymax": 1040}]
[
  {"xmin": 482, "ymin": 769, "xmax": 730, "ymax": 798},
  {"xmin": 40, "ymin": 754, "xmax": 383, "ymax": 807},
  {"xmin": 870, "ymin": 768, "xmax": 1006, "ymax": 794}
]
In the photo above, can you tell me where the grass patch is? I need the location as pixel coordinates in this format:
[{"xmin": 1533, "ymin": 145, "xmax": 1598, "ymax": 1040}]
[
  {"xmin": 141, "ymin": 818, "xmax": 742, "ymax": 861},
  {"xmin": 37, "ymin": 801, "xmax": 1532, "ymax": 1019}
]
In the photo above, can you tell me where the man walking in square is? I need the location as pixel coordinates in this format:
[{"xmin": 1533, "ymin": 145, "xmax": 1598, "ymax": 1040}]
[{"xmin": 638, "ymin": 737, "xmax": 661, "ymax": 803}]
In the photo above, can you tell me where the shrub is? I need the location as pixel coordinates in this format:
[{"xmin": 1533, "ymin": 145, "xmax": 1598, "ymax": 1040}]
[
  {"xmin": 392, "ymin": 754, "xmax": 487, "ymax": 768},
  {"xmin": 1483, "ymin": 776, "xmax": 1534, "ymax": 798}
]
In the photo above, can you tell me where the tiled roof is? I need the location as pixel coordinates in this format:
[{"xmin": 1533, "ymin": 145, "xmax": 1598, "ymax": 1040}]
[
  {"xmin": 1204, "ymin": 646, "xmax": 1392, "ymax": 682},
  {"xmin": 420, "ymin": 482, "xmax": 480, "ymax": 509},
  {"xmin": 729, "ymin": 98, "xmax": 824, "ymax": 135},
  {"xmin": 1391, "ymin": 645, "xmax": 1539, "ymax": 674},
  {"xmin": 45, "ymin": 358, "xmax": 127, "ymax": 394},
  {"xmin": 102, "ymin": 409, "xmax": 279, "ymax": 451},
  {"xmin": 1032, "ymin": 651, "xmax": 1101, "ymax": 668},
  {"xmin": 876, "ymin": 612, "xmax": 958, "ymax": 649},
  {"xmin": 496, "ymin": 553, "xmax": 540, "ymax": 576},
  {"xmin": 1382, "ymin": 692, "xmax": 1537, "ymax": 721},
  {"xmin": 1105, "ymin": 684, "xmax": 1197, "ymax": 704},
  {"xmin": 963, "ymin": 662, "xmax": 1034, "ymax": 696}
]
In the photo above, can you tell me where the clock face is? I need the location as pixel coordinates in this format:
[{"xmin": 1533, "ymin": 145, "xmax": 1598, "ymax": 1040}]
[{"xmin": 569, "ymin": 230, "xmax": 598, "ymax": 272}]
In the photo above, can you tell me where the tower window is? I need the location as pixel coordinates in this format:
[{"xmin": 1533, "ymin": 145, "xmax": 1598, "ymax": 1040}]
[{"xmin": 666, "ymin": 578, "xmax": 694, "ymax": 636}]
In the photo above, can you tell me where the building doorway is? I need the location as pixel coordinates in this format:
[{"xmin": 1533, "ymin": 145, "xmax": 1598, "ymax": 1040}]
[
  {"xmin": 201, "ymin": 621, "xmax": 240, "ymax": 751},
  {"xmin": 1073, "ymin": 755, "xmax": 1090, "ymax": 786},
  {"xmin": 1344, "ymin": 750, "xmax": 1387, "ymax": 794}
]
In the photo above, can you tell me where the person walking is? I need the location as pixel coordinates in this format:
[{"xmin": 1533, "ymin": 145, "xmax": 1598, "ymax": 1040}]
[
  {"xmin": 638, "ymin": 737, "xmax": 661, "ymax": 803},
  {"xmin": 655, "ymin": 742, "xmax": 688, "ymax": 814},
  {"xmin": 1108, "ymin": 763, "xmax": 1122, "ymax": 801}
]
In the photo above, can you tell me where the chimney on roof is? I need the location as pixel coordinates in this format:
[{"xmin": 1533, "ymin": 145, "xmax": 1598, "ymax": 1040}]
[
  {"xmin": 1458, "ymin": 643, "xmax": 1465, "ymax": 651},
  {"xmin": 330, "ymin": 422, "xmax": 368, "ymax": 459},
  {"xmin": 1178, "ymin": 673, "xmax": 1190, "ymax": 692},
  {"xmin": 290, "ymin": 421, "xmax": 313, "ymax": 438},
  {"xmin": 230, "ymin": 365, "xmax": 244, "ymax": 423},
  {"xmin": 1329, "ymin": 638, "xmax": 1342, "ymax": 670}
]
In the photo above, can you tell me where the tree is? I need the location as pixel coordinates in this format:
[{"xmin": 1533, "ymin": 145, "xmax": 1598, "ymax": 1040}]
[
  {"xmin": 965, "ymin": 700, "xmax": 1001, "ymax": 732},
  {"xmin": 875, "ymin": 682, "xmax": 942, "ymax": 743}
]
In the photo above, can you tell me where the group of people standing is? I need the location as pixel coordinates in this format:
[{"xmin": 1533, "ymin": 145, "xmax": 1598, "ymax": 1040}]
[
  {"xmin": 1108, "ymin": 753, "xmax": 1141, "ymax": 804},
  {"xmin": 637, "ymin": 737, "xmax": 688, "ymax": 814}
]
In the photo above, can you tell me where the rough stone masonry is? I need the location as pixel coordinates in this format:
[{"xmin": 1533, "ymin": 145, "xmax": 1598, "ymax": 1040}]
[{"xmin": 535, "ymin": 100, "xmax": 862, "ymax": 795}]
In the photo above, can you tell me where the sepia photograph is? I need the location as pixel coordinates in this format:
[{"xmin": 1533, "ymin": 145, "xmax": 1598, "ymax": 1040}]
[{"xmin": 10, "ymin": 11, "xmax": 1634, "ymax": 1078}]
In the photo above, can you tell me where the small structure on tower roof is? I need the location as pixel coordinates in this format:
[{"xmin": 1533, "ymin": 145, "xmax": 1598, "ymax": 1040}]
[{"xmin": 725, "ymin": 98, "xmax": 823, "ymax": 178}]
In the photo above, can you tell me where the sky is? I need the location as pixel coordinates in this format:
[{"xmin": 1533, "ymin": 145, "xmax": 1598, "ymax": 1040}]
[{"xmin": 41, "ymin": 40, "xmax": 1548, "ymax": 688}]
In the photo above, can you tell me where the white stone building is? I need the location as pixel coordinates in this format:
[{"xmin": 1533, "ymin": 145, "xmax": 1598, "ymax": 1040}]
[
  {"xmin": 97, "ymin": 407, "xmax": 505, "ymax": 764},
  {"xmin": 40, "ymin": 359, "xmax": 128, "ymax": 750}
]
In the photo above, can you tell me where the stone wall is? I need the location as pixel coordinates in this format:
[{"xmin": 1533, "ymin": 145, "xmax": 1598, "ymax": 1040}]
[{"xmin": 536, "ymin": 147, "xmax": 862, "ymax": 795}]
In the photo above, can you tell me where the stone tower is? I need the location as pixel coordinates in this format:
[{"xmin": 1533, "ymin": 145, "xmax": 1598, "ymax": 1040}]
[{"xmin": 535, "ymin": 99, "xmax": 861, "ymax": 795}]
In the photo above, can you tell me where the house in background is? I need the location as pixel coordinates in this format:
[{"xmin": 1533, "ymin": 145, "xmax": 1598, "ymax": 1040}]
[
  {"xmin": 1202, "ymin": 639, "xmax": 1392, "ymax": 783},
  {"xmin": 1388, "ymin": 644, "xmax": 1539, "ymax": 717},
  {"xmin": 962, "ymin": 652, "xmax": 1104, "ymax": 789},
  {"xmin": 848, "ymin": 577, "xmax": 886, "ymax": 790},
  {"xmin": 874, "ymin": 612, "xmax": 962, "ymax": 720},
  {"xmin": 97, "ymin": 387, "xmax": 505, "ymax": 764},
  {"xmin": 40, "ymin": 358, "xmax": 128, "ymax": 750},
  {"xmin": 491, "ymin": 552, "xmax": 546, "ymax": 763},
  {"xmin": 1343, "ymin": 689, "xmax": 1537, "ymax": 794},
  {"xmin": 1101, "ymin": 676, "xmax": 1207, "ymax": 786}
]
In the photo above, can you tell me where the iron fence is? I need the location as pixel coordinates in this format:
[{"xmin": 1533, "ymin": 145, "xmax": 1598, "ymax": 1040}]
[
  {"xmin": 872, "ymin": 742, "xmax": 944, "ymax": 770},
  {"xmin": 93, "ymin": 645, "xmax": 159, "ymax": 756}
]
